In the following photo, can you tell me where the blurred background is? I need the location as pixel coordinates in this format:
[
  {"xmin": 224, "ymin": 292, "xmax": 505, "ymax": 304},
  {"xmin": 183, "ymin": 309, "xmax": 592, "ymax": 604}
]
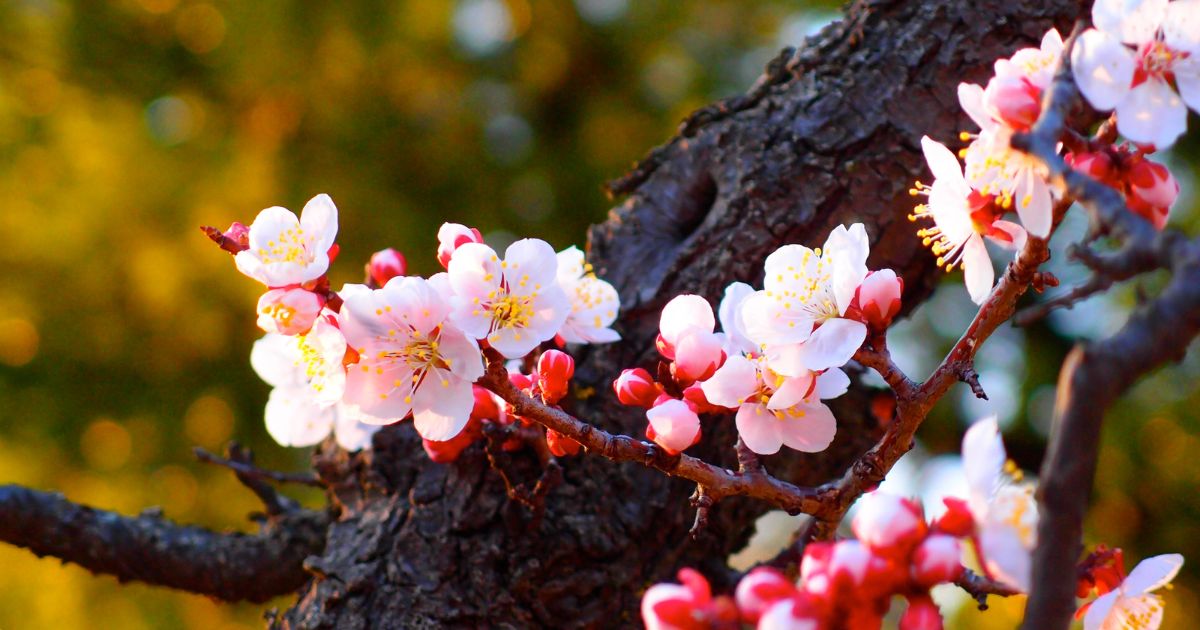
[{"xmin": 0, "ymin": 0, "xmax": 1196, "ymax": 628}]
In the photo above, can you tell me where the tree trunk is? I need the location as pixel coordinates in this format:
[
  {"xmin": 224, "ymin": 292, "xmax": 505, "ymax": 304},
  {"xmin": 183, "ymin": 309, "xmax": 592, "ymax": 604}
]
[{"xmin": 280, "ymin": 1, "xmax": 1087, "ymax": 627}]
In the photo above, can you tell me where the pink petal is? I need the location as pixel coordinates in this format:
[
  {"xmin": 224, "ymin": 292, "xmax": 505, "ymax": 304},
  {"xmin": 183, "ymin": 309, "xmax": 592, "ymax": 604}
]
[
  {"xmin": 814, "ymin": 368, "xmax": 850, "ymax": 400},
  {"xmin": 957, "ymin": 83, "xmax": 993, "ymax": 131},
  {"xmin": 448, "ymin": 242, "xmax": 503, "ymax": 303},
  {"xmin": 777, "ymin": 401, "xmax": 837, "ymax": 453},
  {"xmin": 659, "ymin": 295, "xmax": 716, "ymax": 346},
  {"xmin": 986, "ymin": 220, "xmax": 1028, "ymax": 251},
  {"xmin": 437, "ymin": 325, "xmax": 485, "ymax": 382},
  {"xmin": 1014, "ymin": 170, "xmax": 1052, "ymax": 238},
  {"xmin": 767, "ymin": 372, "xmax": 815, "ymax": 410},
  {"xmin": 736, "ymin": 403, "xmax": 784, "ymax": 455},
  {"xmin": 700, "ymin": 354, "xmax": 759, "ymax": 409}
]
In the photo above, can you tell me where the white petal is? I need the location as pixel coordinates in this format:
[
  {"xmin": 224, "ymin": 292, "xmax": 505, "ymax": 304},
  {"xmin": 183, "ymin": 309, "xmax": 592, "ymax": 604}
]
[
  {"xmin": 1163, "ymin": 0, "xmax": 1200, "ymax": 55},
  {"xmin": 488, "ymin": 326, "xmax": 541, "ymax": 359},
  {"xmin": 763, "ymin": 244, "xmax": 819, "ymax": 293},
  {"xmin": 740, "ymin": 291, "xmax": 815, "ymax": 346},
  {"xmin": 1176, "ymin": 56, "xmax": 1200, "ymax": 112},
  {"xmin": 824, "ymin": 223, "xmax": 870, "ymax": 315},
  {"xmin": 332, "ymin": 405, "xmax": 381, "ymax": 451},
  {"xmin": 785, "ymin": 318, "xmax": 867, "ymax": 371},
  {"xmin": 1093, "ymin": 0, "xmax": 1168, "ymax": 44},
  {"xmin": 380, "ymin": 276, "xmax": 449, "ymax": 336},
  {"xmin": 265, "ymin": 387, "xmax": 335, "ymax": 447},
  {"xmin": 438, "ymin": 325, "xmax": 485, "ymax": 382},
  {"xmin": 555, "ymin": 246, "xmax": 586, "ymax": 284},
  {"xmin": 957, "ymin": 83, "xmax": 993, "ymax": 131},
  {"xmin": 767, "ymin": 372, "xmax": 815, "ymax": 410},
  {"xmin": 700, "ymin": 354, "xmax": 759, "ymax": 409},
  {"xmin": 1082, "ymin": 590, "xmax": 1119, "ymax": 630},
  {"xmin": 718, "ymin": 281, "xmax": 756, "ymax": 354},
  {"xmin": 1123, "ymin": 554, "xmax": 1184, "ymax": 595},
  {"xmin": 299, "ymin": 193, "xmax": 339, "ymax": 253},
  {"xmin": 504, "ymin": 238, "xmax": 559, "ymax": 295},
  {"xmin": 814, "ymin": 367, "xmax": 850, "ymax": 400},
  {"xmin": 979, "ymin": 524, "xmax": 1032, "ymax": 592},
  {"xmin": 412, "ymin": 370, "xmax": 474, "ymax": 441},
  {"xmin": 922, "ymin": 135, "xmax": 969, "ymax": 188},
  {"xmin": 250, "ymin": 334, "xmax": 304, "ymax": 389},
  {"xmin": 962, "ymin": 417, "xmax": 1006, "ymax": 516},
  {"xmin": 659, "ymin": 294, "xmax": 716, "ymax": 345},
  {"xmin": 1101, "ymin": 594, "xmax": 1165, "ymax": 630},
  {"xmin": 447, "ymin": 242, "xmax": 503, "ymax": 302},
  {"xmin": 1071, "ymin": 29, "xmax": 1136, "ymax": 111},
  {"xmin": 962, "ymin": 235, "xmax": 995, "ymax": 305},
  {"xmin": 1116, "ymin": 78, "xmax": 1188, "ymax": 148},
  {"xmin": 1014, "ymin": 171, "xmax": 1052, "ymax": 238},
  {"xmin": 736, "ymin": 403, "xmax": 784, "ymax": 455},
  {"xmin": 778, "ymin": 401, "xmax": 837, "ymax": 453}
]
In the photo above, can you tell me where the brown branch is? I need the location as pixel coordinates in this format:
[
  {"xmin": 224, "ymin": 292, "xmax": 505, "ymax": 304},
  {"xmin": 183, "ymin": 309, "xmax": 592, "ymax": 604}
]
[
  {"xmin": 956, "ymin": 568, "xmax": 1021, "ymax": 610},
  {"xmin": 194, "ymin": 444, "xmax": 323, "ymax": 489},
  {"xmin": 0, "ymin": 484, "xmax": 328, "ymax": 602}
]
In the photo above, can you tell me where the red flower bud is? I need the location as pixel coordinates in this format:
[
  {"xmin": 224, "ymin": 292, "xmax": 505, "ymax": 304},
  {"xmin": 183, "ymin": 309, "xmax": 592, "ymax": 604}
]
[
  {"xmin": 546, "ymin": 429, "xmax": 581, "ymax": 457},
  {"xmin": 436, "ymin": 223, "xmax": 484, "ymax": 269},
  {"xmin": 899, "ymin": 594, "xmax": 943, "ymax": 630},
  {"xmin": 851, "ymin": 492, "xmax": 927, "ymax": 558},
  {"xmin": 735, "ymin": 567, "xmax": 797, "ymax": 624},
  {"xmin": 366, "ymin": 248, "xmax": 407, "ymax": 287},
  {"xmin": 911, "ymin": 535, "xmax": 964, "ymax": 587},
  {"xmin": 536, "ymin": 350, "xmax": 575, "ymax": 404},
  {"xmin": 422, "ymin": 417, "xmax": 483, "ymax": 462},
  {"xmin": 613, "ymin": 368, "xmax": 661, "ymax": 408},
  {"xmin": 932, "ymin": 497, "xmax": 975, "ymax": 537}
]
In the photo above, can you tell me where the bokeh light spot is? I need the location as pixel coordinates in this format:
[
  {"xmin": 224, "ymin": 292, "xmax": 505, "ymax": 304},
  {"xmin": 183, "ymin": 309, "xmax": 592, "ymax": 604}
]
[
  {"xmin": 81, "ymin": 419, "xmax": 133, "ymax": 471},
  {"xmin": 184, "ymin": 395, "xmax": 235, "ymax": 449},
  {"xmin": 175, "ymin": 3, "xmax": 226, "ymax": 54},
  {"xmin": 0, "ymin": 318, "xmax": 39, "ymax": 366}
]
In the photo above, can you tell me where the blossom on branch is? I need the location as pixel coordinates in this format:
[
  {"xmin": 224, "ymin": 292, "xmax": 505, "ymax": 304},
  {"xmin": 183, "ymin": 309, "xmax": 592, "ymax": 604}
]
[
  {"xmin": 234, "ymin": 194, "xmax": 339, "ymax": 288},
  {"xmin": 340, "ymin": 276, "xmax": 485, "ymax": 441},
  {"xmin": 256, "ymin": 287, "xmax": 325, "ymax": 336},
  {"xmin": 1072, "ymin": 0, "xmax": 1200, "ymax": 148},
  {"xmin": 1081, "ymin": 553, "xmax": 1183, "ymax": 630},
  {"xmin": 555, "ymin": 246, "xmax": 621, "ymax": 345}
]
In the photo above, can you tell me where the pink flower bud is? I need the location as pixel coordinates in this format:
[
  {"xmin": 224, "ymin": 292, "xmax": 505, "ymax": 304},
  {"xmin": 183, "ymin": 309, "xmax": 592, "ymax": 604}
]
[
  {"xmin": 758, "ymin": 595, "xmax": 822, "ymax": 630},
  {"xmin": 984, "ymin": 74, "xmax": 1041, "ymax": 130},
  {"xmin": 1126, "ymin": 159, "xmax": 1178, "ymax": 230},
  {"xmin": 827, "ymin": 540, "xmax": 906, "ymax": 602},
  {"xmin": 613, "ymin": 368, "xmax": 661, "ymax": 408},
  {"xmin": 366, "ymin": 248, "xmax": 407, "ymax": 287},
  {"xmin": 536, "ymin": 350, "xmax": 575, "ymax": 404},
  {"xmin": 659, "ymin": 295, "xmax": 715, "ymax": 348},
  {"xmin": 899, "ymin": 595, "xmax": 943, "ymax": 630},
  {"xmin": 911, "ymin": 535, "xmax": 964, "ymax": 587},
  {"xmin": 641, "ymin": 569, "xmax": 739, "ymax": 630},
  {"xmin": 470, "ymin": 385, "xmax": 504, "ymax": 424},
  {"xmin": 655, "ymin": 333, "xmax": 676, "ymax": 360},
  {"xmin": 932, "ymin": 497, "xmax": 975, "ymax": 537},
  {"xmin": 735, "ymin": 567, "xmax": 797, "ymax": 624},
  {"xmin": 855, "ymin": 269, "xmax": 903, "ymax": 330},
  {"xmin": 256, "ymin": 288, "xmax": 324, "ymax": 335},
  {"xmin": 645, "ymin": 398, "xmax": 701, "ymax": 455},
  {"xmin": 681, "ymin": 383, "xmax": 722, "ymax": 415},
  {"xmin": 1067, "ymin": 151, "xmax": 1116, "ymax": 185},
  {"xmin": 671, "ymin": 328, "xmax": 725, "ymax": 384},
  {"xmin": 436, "ymin": 222, "xmax": 484, "ymax": 269},
  {"xmin": 851, "ymin": 492, "xmax": 927, "ymax": 557}
]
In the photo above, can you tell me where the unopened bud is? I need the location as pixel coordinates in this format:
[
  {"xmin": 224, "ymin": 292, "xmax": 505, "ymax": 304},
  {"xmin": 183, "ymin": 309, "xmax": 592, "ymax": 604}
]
[
  {"xmin": 1067, "ymin": 151, "xmax": 1116, "ymax": 185},
  {"xmin": 851, "ymin": 492, "xmax": 927, "ymax": 557},
  {"xmin": 645, "ymin": 398, "xmax": 701, "ymax": 455},
  {"xmin": 932, "ymin": 497, "xmax": 975, "ymax": 537},
  {"xmin": 984, "ymin": 74, "xmax": 1041, "ymax": 130},
  {"xmin": 613, "ymin": 368, "xmax": 661, "ymax": 408},
  {"xmin": 366, "ymin": 248, "xmax": 407, "ymax": 287},
  {"xmin": 546, "ymin": 429, "xmax": 581, "ymax": 457},
  {"xmin": 671, "ymin": 328, "xmax": 725, "ymax": 384},
  {"xmin": 436, "ymin": 223, "xmax": 484, "ymax": 269},
  {"xmin": 856, "ymin": 269, "xmax": 903, "ymax": 330},
  {"xmin": 735, "ymin": 567, "xmax": 796, "ymax": 624},
  {"xmin": 422, "ymin": 417, "xmax": 483, "ymax": 463},
  {"xmin": 911, "ymin": 535, "xmax": 964, "ymax": 587},
  {"xmin": 536, "ymin": 350, "xmax": 575, "ymax": 404},
  {"xmin": 899, "ymin": 594, "xmax": 944, "ymax": 630}
]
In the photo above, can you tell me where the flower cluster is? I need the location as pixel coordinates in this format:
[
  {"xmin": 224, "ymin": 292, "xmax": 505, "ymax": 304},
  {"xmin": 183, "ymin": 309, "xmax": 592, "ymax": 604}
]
[
  {"xmin": 1077, "ymin": 547, "xmax": 1183, "ymax": 630},
  {"xmin": 210, "ymin": 196, "xmax": 620, "ymax": 452},
  {"xmin": 612, "ymin": 224, "xmax": 902, "ymax": 456}
]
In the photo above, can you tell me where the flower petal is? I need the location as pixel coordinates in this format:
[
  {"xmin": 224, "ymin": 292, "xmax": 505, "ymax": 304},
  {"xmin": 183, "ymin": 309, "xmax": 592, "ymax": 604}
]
[
  {"xmin": 814, "ymin": 367, "xmax": 850, "ymax": 400},
  {"xmin": 504, "ymin": 238, "xmax": 559, "ymax": 296},
  {"xmin": 1092, "ymin": 0, "xmax": 1167, "ymax": 44},
  {"xmin": 784, "ymin": 317, "xmax": 867, "ymax": 372},
  {"xmin": 250, "ymin": 334, "xmax": 304, "ymax": 388},
  {"xmin": 264, "ymin": 387, "xmax": 335, "ymax": 447},
  {"xmin": 1014, "ymin": 170, "xmax": 1052, "ymax": 238},
  {"xmin": 1082, "ymin": 590, "xmax": 1119, "ymax": 630},
  {"xmin": 767, "ymin": 372, "xmax": 815, "ymax": 410},
  {"xmin": 332, "ymin": 405, "xmax": 381, "ymax": 451},
  {"xmin": 1071, "ymin": 29, "xmax": 1136, "ymax": 111},
  {"xmin": 922, "ymin": 135, "xmax": 969, "ymax": 189},
  {"xmin": 299, "ymin": 193, "xmax": 339, "ymax": 254},
  {"xmin": 961, "ymin": 416, "xmax": 1006, "ymax": 517},
  {"xmin": 741, "ymin": 291, "xmax": 815, "ymax": 347},
  {"xmin": 777, "ymin": 401, "xmax": 837, "ymax": 453},
  {"xmin": 1123, "ymin": 554, "xmax": 1184, "ymax": 595},
  {"xmin": 986, "ymin": 220, "xmax": 1028, "ymax": 251},
  {"xmin": 412, "ymin": 369, "xmax": 474, "ymax": 441},
  {"xmin": 979, "ymin": 523, "xmax": 1032, "ymax": 592},
  {"xmin": 957, "ymin": 83, "xmax": 993, "ymax": 131},
  {"xmin": 438, "ymin": 325, "xmax": 484, "ymax": 382},
  {"xmin": 660, "ymin": 295, "xmax": 716, "ymax": 345},
  {"xmin": 1100, "ymin": 594, "xmax": 1165, "ymax": 630},
  {"xmin": 1116, "ymin": 78, "xmax": 1188, "ymax": 149},
  {"xmin": 962, "ymin": 235, "xmax": 995, "ymax": 305},
  {"xmin": 448, "ymin": 242, "xmax": 503, "ymax": 302},
  {"xmin": 824, "ymin": 223, "xmax": 870, "ymax": 315},
  {"xmin": 736, "ymin": 403, "xmax": 783, "ymax": 455},
  {"xmin": 701, "ymin": 354, "xmax": 759, "ymax": 409},
  {"xmin": 718, "ymin": 281, "xmax": 757, "ymax": 355}
]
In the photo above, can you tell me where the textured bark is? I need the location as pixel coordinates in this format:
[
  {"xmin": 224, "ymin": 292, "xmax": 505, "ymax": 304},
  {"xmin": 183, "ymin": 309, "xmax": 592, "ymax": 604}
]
[{"xmin": 278, "ymin": 2, "xmax": 1088, "ymax": 628}]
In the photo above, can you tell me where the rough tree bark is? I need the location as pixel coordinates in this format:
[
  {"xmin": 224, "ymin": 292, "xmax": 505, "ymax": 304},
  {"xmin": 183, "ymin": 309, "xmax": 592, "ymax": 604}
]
[{"xmin": 279, "ymin": 2, "xmax": 1088, "ymax": 627}]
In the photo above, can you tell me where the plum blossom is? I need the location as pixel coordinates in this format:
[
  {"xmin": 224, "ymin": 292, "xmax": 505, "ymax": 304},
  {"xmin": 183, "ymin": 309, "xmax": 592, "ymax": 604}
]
[
  {"xmin": 447, "ymin": 239, "xmax": 570, "ymax": 359},
  {"xmin": 700, "ymin": 354, "xmax": 848, "ymax": 455},
  {"xmin": 1083, "ymin": 553, "xmax": 1183, "ymax": 630},
  {"xmin": 555, "ymin": 246, "xmax": 621, "ymax": 344},
  {"xmin": 740, "ymin": 224, "xmax": 871, "ymax": 374},
  {"xmin": 249, "ymin": 321, "xmax": 378, "ymax": 450},
  {"xmin": 1072, "ymin": 0, "xmax": 1200, "ymax": 148},
  {"xmin": 912, "ymin": 136, "xmax": 1028, "ymax": 304},
  {"xmin": 960, "ymin": 417, "xmax": 1039, "ymax": 592},
  {"xmin": 645, "ymin": 398, "xmax": 701, "ymax": 455},
  {"xmin": 717, "ymin": 281, "xmax": 757, "ymax": 356},
  {"xmin": 658, "ymin": 295, "xmax": 725, "ymax": 383},
  {"xmin": 235, "ymin": 194, "xmax": 339, "ymax": 287},
  {"xmin": 641, "ymin": 569, "xmax": 738, "ymax": 630},
  {"xmin": 256, "ymin": 287, "xmax": 324, "ymax": 336},
  {"xmin": 340, "ymin": 276, "xmax": 485, "ymax": 441}
]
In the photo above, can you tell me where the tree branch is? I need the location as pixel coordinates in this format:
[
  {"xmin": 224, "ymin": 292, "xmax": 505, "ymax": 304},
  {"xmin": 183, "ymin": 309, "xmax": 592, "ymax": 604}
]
[{"xmin": 0, "ymin": 484, "xmax": 328, "ymax": 602}]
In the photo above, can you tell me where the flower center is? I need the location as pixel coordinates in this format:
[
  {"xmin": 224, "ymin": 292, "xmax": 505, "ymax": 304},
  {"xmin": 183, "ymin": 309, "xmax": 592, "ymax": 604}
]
[
  {"xmin": 258, "ymin": 227, "xmax": 313, "ymax": 265},
  {"xmin": 1134, "ymin": 40, "xmax": 1184, "ymax": 85},
  {"xmin": 490, "ymin": 293, "xmax": 535, "ymax": 330},
  {"xmin": 296, "ymin": 334, "xmax": 330, "ymax": 392}
]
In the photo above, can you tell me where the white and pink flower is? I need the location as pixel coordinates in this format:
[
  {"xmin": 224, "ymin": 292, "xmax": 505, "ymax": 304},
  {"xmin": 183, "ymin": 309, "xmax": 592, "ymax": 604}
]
[
  {"xmin": 1072, "ymin": 0, "xmax": 1200, "ymax": 149},
  {"xmin": 700, "ymin": 354, "xmax": 847, "ymax": 455},
  {"xmin": 447, "ymin": 239, "xmax": 570, "ymax": 359},
  {"xmin": 555, "ymin": 246, "xmax": 621, "ymax": 345},
  {"xmin": 659, "ymin": 295, "xmax": 725, "ymax": 383},
  {"xmin": 235, "ymin": 194, "xmax": 339, "ymax": 288},
  {"xmin": 645, "ymin": 398, "xmax": 701, "ymax": 455},
  {"xmin": 740, "ymin": 224, "xmax": 871, "ymax": 374},
  {"xmin": 912, "ymin": 136, "xmax": 1027, "ymax": 304},
  {"xmin": 1082, "ymin": 553, "xmax": 1184, "ymax": 630},
  {"xmin": 256, "ymin": 287, "xmax": 324, "ymax": 336},
  {"xmin": 340, "ymin": 276, "xmax": 485, "ymax": 441},
  {"xmin": 436, "ymin": 222, "xmax": 484, "ymax": 269}
]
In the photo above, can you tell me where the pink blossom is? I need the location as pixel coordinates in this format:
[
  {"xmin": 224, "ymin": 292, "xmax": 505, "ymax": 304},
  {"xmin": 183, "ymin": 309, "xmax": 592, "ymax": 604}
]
[
  {"xmin": 911, "ymin": 535, "xmax": 964, "ymax": 587},
  {"xmin": 1127, "ymin": 159, "xmax": 1180, "ymax": 229},
  {"xmin": 672, "ymin": 327, "xmax": 724, "ymax": 384},
  {"xmin": 256, "ymin": 287, "xmax": 324, "ymax": 335},
  {"xmin": 340, "ymin": 276, "xmax": 485, "ymax": 441},
  {"xmin": 641, "ymin": 569, "xmax": 738, "ymax": 630},
  {"xmin": 850, "ymin": 492, "xmax": 927, "ymax": 557},
  {"xmin": 899, "ymin": 595, "xmax": 944, "ymax": 630},
  {"xmin": 366, "ymin": 248, "xmax": 407, "ymax": 287},
  {"xmin": 658, "ymin": 295, "xmax": 717, "ymax": 350},
  {"xmin": 235, "ymin": 194, "xmax": 339, "ymax": 287},
  {"xmin": 983, "ymin": 73, "xmax": 1042, "ymax": 129},
  {"xmin": 555, "ymin": 246, "xmax": 621, "ymax": 344},
  {"xmin": 645, "ymin": 398, "xmax": 701, "ymax": 455},
  {"xmin": 1083, "ymin": 554, "xmax": 1183, "ymax": 630},
  {"xmin": 436, "ymin": 222, "xmax": 484, "ymax": 269},
  {"xmin": 855, "ymin": 269, "xmax": 903, "ymax": 330},
  {"xmin": 701, "ymin": 354, "xmax": 846, "ymax": 455},
  {"xmin": 734, "ymin": 567, "xmax": 796, "ymax": 624},
  {"xmin": 447, "ymin": 239, "xmax": 570, "ymax": 359},
  {"xmin": 1072, "ymin": 0, "xmax": 1200, "ymax": 148}
]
